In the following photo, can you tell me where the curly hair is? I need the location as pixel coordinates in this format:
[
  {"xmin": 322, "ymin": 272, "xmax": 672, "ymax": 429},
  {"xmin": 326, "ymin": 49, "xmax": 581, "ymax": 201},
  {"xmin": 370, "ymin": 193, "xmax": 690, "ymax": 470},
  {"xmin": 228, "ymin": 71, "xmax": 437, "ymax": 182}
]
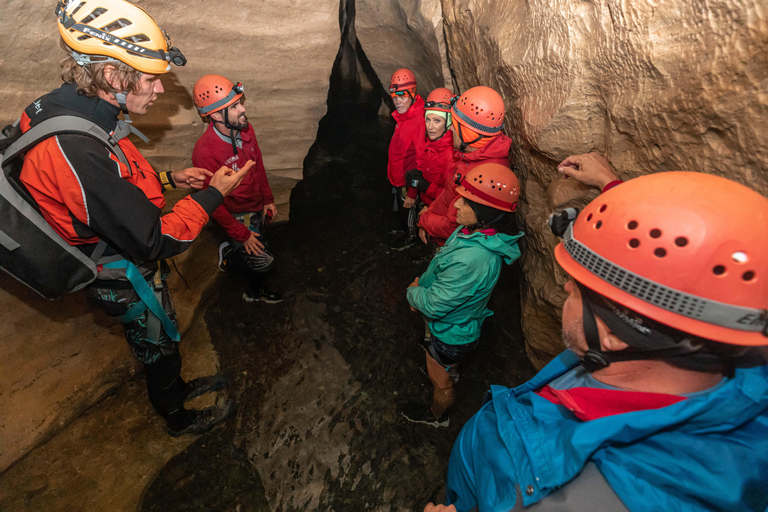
[{"xmin": 59, "ymin": 41, "xmax": 143, "ymax": 98}]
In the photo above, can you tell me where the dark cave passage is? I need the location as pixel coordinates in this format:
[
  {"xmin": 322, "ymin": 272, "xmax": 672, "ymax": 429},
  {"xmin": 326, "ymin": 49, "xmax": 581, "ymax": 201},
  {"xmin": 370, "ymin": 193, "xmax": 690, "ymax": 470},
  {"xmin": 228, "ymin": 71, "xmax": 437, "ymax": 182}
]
[{"xmin": 139, "ymin": 5, "xmax": 535, "ymax": 510}]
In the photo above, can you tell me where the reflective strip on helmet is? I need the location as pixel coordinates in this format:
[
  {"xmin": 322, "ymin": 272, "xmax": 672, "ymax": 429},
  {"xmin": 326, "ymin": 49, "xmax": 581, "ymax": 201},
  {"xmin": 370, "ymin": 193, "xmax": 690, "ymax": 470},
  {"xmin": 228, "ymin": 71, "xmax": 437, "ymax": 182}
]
[
  {"xmin": 563, "ymin": 224, "xmax": 768, "ymax": 334},
  {"xmin": 389, "ymin": 82, "xmax": 416, "ymax": 93},
  {"xmin": 460, "ymin": 180, "xmax": 515, "ymax": 211},
  {"xmin": 197, "ymin": 83, "xmax": 244, "ymax": 115},
  {"xmin": 452, "ymin": 104, "xmax": 504, "ymax": 134},
  {"xmin": 56, "ymin": 1, "xmax": 186, "ymax": 67}
]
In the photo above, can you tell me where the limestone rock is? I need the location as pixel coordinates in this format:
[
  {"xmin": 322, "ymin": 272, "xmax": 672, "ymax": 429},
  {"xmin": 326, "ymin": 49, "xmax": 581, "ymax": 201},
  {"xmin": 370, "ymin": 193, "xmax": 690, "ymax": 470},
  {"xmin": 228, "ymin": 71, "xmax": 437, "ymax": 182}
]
[
  {"xmin": 0, "ymin": 0, "xmax": 339, "ymax": 173},
  {"xmin": 355, "ymin": 0, "xmax": 448, "ymax": 97},
  {"xmin": 364, "ymin": 0, "xmax": 768, "ymax": 367}
]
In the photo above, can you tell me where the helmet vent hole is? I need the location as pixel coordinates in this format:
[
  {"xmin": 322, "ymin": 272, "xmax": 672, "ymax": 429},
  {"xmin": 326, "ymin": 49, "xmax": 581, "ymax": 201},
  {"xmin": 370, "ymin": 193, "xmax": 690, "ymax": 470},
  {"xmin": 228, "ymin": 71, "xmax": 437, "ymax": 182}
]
[
  {"xmin": 629, "ymin": 239, "xmax": 640, "ymax": 248},
  {"xmin": 126, "ymin": 34, "xmax": 150, "ymax": 43},
  {"xmin": 102, "ymin": 19, "xmax": 133, "ymax": 33},
  {"xmin": 654, "ymin": 248, "xmax": 667, "ymax": 258},
  {"xmin": 650, "ymin": 229, "xmax": 662, "ymax": 238},
  {"xmin": 595, "ymin": 221, "xmax": 603, "ymax": 229},
  {"xmin": 599, "ymin": 204, "xmax": 607, "ymax": 213},
  {"xmin": 71, "ymin": 2, "xmax": 86, "ymax": 16},
  {"xmin": 627, "ymin": 221, "xmax": 638, "ymax": 230},
  {"xmin": 586, "ymin": 213, "xmax": 593, "ymax": 221},
  {"xmin": 81, "ymin": 8, "xmax": 108, "ymax": 25},
  {"xmin": 675, "ymin": 237, "xmax": 688, "ymax": 247},
  {"xmin": 742, "ymin": 271, "xmax": 755, "ymax": 281},
  {"xmin": 731, "ymin": 251, "xmax": 748, "ymax": 263},
  {"xmin": 713, "ymin": 265, "xmax": 726, "ymax": 275}
]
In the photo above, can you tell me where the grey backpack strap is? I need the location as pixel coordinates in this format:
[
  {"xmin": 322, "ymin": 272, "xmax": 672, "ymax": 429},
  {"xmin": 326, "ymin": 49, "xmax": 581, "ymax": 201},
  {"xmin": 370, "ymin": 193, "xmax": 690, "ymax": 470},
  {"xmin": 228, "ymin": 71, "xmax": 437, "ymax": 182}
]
[{"xmin": 3, "ymin": 115, "xmax": 129, "ymax": 168}]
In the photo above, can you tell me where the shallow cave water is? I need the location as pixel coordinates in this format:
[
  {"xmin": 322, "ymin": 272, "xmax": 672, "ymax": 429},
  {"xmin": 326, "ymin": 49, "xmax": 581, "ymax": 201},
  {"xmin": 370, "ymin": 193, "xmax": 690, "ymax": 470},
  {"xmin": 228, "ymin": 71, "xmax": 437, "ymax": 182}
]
[{"xmin": 139, "ymin": 46, "xmax": 535, "ymax": 512}]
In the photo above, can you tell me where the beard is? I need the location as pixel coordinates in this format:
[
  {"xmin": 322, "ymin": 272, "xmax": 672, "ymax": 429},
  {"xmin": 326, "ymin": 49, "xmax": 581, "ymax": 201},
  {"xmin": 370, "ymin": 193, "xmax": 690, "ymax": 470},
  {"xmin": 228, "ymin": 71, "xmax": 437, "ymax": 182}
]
[{"xmin": 229, "ymin": 113, "xmax": 248, "ymax": 131}]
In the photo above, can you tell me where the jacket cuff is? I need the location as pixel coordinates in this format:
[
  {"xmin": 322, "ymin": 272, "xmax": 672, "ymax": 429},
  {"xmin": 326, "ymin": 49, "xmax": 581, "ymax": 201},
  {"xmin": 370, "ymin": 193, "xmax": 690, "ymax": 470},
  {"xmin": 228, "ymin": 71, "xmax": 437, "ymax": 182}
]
[{"xmin": 191, "ymin": 188, "xmax": 224, "ymax": 216}]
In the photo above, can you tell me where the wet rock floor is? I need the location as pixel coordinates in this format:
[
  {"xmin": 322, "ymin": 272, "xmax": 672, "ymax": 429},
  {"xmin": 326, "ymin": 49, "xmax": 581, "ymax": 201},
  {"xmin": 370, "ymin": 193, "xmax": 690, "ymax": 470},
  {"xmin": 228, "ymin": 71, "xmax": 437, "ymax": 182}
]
[
  {"xmin": 139, "ymin": 104, "xmax": 536, "ymax": 510},
  {"xmin": 1, "ymin": 98, "xmax": 535, "ymax": 511}
]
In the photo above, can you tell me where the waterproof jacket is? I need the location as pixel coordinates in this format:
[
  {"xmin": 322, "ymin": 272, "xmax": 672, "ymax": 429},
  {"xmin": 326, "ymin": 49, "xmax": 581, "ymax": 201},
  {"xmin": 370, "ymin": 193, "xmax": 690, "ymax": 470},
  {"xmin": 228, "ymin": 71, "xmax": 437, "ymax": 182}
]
[
  {"xmin": 18, "ymin": 83, "xmax": 222, "ymax": 263},
  {"xmin": 411, "ymin": 129, "xmax": 456, "ymax": 205},
  {"xmin": 192, "ymin": 122, "xmax": 274, "ymax": 242},
  {"xmin": 419, "ymin": 133, "xmax": 512, "ymax": 245},
  {"xmin": 407, "ymin": 227, "xmax": 522, "ymax": 345},
  {"xmin": 387, "ymin": 95, "xmax": 426, "ymax": 187},
  {"xmin": 447, "ymin": 350, "xmax": 768, "ymax": 512}
]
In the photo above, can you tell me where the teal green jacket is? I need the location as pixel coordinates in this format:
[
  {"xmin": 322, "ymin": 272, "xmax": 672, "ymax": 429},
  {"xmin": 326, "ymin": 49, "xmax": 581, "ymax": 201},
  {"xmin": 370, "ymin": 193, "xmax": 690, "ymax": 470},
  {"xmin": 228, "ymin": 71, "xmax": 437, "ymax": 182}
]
[{"xmin": 407, "ymin": 227, "xmax": 523, "ymax": 345}]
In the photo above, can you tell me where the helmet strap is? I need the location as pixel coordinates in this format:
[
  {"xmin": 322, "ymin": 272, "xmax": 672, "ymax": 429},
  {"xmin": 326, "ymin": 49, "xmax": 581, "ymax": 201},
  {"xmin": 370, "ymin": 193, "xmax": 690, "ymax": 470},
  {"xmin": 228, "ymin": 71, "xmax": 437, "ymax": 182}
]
[
  {"xmin": 113, "ymin": 91, "xmax": 149, "ymax": 144},
  {"xmin": 222, "ymin": 108, "xmax": 239, "ymax": 156},
  {"xmin": 456, "ymin": 122, "xmax": 483, "ymax": 152},
  {"xmin": 577, "ymin": 283, "xmax": 725, "ymax": 373}
]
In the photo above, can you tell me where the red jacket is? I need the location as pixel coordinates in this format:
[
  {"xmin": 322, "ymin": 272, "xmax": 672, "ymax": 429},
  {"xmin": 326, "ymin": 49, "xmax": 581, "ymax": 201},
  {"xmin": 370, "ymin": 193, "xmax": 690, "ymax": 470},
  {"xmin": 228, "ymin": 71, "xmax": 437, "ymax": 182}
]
[
  {"xmin": 413, "ymin": 130, "xmax": 456, "ymax": 205},
  {"xmin": 419, "ymin": 133, "xmax": 512, "ymax": 245},
  {"xmin": 387, "ymin": 95, "xmax": 426, "ymax": 187},
  {"xmin": 19, "ymin": 83, "xmax": 221, "ymax": 263},
  {"xmin": 192, "ymin": 123, "xmax": 274, "ymax": 242}
]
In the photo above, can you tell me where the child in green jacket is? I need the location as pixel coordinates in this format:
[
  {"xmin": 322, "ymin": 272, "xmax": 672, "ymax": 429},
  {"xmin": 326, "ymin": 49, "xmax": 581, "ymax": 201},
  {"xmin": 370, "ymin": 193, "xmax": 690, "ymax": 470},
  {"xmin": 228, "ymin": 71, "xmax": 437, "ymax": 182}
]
[{"xmin": 405, "ymin": 163, "xmax": 523, "ymax": 427}]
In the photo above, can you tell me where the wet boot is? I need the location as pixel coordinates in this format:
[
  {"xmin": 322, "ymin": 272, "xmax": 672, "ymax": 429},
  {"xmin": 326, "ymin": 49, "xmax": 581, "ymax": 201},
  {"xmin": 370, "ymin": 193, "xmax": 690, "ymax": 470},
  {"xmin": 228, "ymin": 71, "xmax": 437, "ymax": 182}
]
[
  {"xmin": 401, "ymin": 351, "xmax": 454, "ymax": 428},
  {"xmin": 425, "ymin": 350, "xmax": 456, "ymax": 419},
  {"xmin": 145, "ymin": 351, "xmax": 230, "ymax": 437}
]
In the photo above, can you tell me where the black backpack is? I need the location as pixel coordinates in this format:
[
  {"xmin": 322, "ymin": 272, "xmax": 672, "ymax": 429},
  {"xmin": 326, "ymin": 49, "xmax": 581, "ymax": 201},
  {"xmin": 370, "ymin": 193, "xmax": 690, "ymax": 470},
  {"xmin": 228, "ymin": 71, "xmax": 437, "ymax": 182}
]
[{"xmin": 0, "ymin": 116, "xmax": 129, "ymax": 299}]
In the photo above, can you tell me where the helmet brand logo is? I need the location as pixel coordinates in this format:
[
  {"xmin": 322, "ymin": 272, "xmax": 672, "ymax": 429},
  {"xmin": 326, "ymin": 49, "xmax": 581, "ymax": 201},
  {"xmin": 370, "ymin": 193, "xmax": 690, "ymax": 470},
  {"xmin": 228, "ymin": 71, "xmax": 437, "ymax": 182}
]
[
  {"xmin": 33, "ymin": 100, "xmax": 43, "ymax": 115},
  {"xmin": 737, "ymin": 313, "xmax": 764, "ymax": 326},
  {"xmin": 81, "ymin": 27, "xmax": 147, "ymax": 54}
]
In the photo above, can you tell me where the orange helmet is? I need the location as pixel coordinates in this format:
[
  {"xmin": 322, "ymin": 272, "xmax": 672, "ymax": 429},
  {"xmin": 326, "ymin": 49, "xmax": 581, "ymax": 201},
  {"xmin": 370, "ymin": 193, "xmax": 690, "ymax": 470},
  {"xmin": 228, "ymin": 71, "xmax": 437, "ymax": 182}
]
[
  {"xmin": 425, "ymin": 88, "xmax": 453, "ymax": 112},
  {"xmin": 451, "ymin": 86, "xmax": 505, "ymax": 136},
  {"xmin": 555, "ymin": 172, "xmax": 768, "ymax": 346},
  {"xmin": 56, "ymin": 0, "xmax": 185, "ymax": 75},
  {"xmin": 456, "ymin": 163, "xmax": 519, "ymax": 213},
  {"xmin": 389, "ymin": 68, "xmax": 417, "ymax": 98},
  {"xmin": 193, "ymin": 75, "xmax": 244, "ymax": 116}
]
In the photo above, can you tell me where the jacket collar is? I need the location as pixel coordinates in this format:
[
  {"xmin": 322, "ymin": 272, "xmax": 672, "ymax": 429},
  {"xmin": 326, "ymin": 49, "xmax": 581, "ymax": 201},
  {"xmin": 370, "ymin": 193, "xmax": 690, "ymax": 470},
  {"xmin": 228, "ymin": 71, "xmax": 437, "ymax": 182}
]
[
  {"xmin": 25, "ymin": 82, "xmax": 122, "ymax": 135},
  {"xmin": 392, "ymin": 95, "xmax": 425, "ymax": 123}
]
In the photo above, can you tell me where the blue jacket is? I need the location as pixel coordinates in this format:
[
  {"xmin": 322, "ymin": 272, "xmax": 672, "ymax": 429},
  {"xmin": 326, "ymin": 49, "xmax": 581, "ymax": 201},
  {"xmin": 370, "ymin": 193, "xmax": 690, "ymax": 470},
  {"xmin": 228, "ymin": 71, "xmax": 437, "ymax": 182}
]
[
  {"xmin": 407, "ymin": 227, "xmax": 523, "ymax": 345},
  {"xmin": 447, "ymin": 350, "xmax": 768, "ymax": 511}
]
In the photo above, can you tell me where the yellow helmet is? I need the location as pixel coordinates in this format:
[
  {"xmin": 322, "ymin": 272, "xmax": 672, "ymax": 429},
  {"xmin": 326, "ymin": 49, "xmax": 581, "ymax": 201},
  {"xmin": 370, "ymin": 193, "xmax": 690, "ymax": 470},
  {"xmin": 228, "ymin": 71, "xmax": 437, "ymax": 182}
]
[{"xmin": 55, "ymin": 0, "xmax": 186, "ymax": 75}]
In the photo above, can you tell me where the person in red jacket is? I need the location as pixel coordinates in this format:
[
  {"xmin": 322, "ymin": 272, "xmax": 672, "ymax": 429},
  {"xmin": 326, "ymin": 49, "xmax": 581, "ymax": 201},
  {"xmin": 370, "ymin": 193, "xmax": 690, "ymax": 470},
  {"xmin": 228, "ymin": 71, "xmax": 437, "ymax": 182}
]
[
  {"xmin": 19, "ymin": 0, "xmax": 248, "ymax": 437},
  {"xmin": 418, "ymin": 86, "xmax": 513, "ymax": 246},
  {"xmin": 387, "ymin": 68, "xmax": 426, "ymax": 249},
  {"xmin": 404, "ymin": 88, "xmax": 456, "ymax": 208},
  {"xmin": 191, "ymin": 74, "xmax": 282, "ymax": 303}
]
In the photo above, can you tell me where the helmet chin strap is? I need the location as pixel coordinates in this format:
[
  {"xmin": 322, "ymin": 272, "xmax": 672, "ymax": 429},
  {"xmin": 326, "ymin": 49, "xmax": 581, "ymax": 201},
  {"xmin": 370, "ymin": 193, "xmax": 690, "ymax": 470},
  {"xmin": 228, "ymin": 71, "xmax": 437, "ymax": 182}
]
[
  {"xmin": 455, "ymin": 122, "xmax": 483, "ymax": 152},
  {"xmin": 220, "ymin": 108, "xmax": 239, "ymax": 156},
  {"xmin": 576, "ymin": 282, "xmax": 713, "ymax": 372},
  {"xmin": 113, "ymin": 91, "xmax": 149, "ymax": 144}
]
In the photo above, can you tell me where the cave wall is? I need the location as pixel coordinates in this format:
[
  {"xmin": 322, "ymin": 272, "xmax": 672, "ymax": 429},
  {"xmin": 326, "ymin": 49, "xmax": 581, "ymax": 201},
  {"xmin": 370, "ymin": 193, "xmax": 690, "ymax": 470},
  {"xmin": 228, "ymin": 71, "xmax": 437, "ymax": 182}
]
[
  {"xmin": 0, "ymin": 0, "xmax": 340, "ymax": 472},
  {"xmin": 357, "ymin": 0, "xmax": 768, "ymax": 367},
  {"xmin": 0, "ymin": 0, "xmax": 339, "ymax": 172}
]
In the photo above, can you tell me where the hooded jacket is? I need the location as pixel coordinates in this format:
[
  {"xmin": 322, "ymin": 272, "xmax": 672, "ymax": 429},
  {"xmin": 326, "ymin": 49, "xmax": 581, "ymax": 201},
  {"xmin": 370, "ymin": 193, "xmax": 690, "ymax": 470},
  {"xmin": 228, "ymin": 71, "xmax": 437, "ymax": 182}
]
[
  {"xmin": 18, "ymin": 82, "xmax": 222, "ymax": 263},
  {"xmin": 447, "ymin": 350, "xmax": 768, "ymax": 512},
  {"xmin": 407, "ymin": 226, "xmax": 523, "ymax": 345},
  {"xmin": 411, "ymin": 129, "xmax": 456, "ymax": 205},
  {"xmin": 419, "ymin": 133, "xmax": 512, "ymax": 245},
  {"xmin": 387, "ymin": 95, "xmax": 426, "ymax": 187}
]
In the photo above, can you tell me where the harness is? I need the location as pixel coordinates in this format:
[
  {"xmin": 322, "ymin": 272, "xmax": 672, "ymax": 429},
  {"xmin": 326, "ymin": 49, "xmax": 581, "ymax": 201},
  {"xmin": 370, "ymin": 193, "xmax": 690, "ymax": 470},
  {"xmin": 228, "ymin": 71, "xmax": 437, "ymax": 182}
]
[{"xmin": 0, "ymin": 114, "xmax": 179, "ymax": 342}]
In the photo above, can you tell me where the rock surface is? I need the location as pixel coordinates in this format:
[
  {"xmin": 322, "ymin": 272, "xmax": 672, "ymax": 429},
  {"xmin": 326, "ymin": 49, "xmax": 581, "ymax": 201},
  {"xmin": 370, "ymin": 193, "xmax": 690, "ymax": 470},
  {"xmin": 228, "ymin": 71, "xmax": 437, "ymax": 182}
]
[
  {"xmin": 0, "ymin": 0, "xmax": 334, "ymax": 471},
  {"xmin": 0, "ymin": 0, "xmax": 339, "ymax": 172},
  {"xmin": 357, "ymin": 0, "xmax": 768, "ymax": 367}
]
